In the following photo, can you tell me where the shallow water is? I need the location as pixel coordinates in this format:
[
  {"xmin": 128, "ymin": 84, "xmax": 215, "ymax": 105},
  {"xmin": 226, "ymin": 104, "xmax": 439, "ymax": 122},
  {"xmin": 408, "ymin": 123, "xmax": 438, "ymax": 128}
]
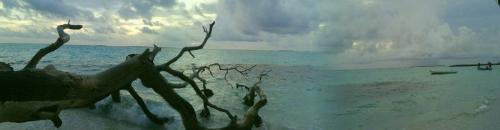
[{"xmin": 1, "ymin": 44, "xmax": 500, "ymax": 130}]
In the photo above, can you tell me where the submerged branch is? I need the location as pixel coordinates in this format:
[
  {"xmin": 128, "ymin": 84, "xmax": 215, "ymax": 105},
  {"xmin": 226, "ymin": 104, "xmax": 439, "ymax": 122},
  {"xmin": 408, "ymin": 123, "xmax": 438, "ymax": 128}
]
[
  {"xmin": 155, "ymin": 22, "xmax": 233, "ymax": 119},
  {"xmin": 242, "ymin": 70, "xmax": 270, "ymax": 106},
  {"xmin": 125, "ymin": 86, "xmax": 169, "ymax": 124}
]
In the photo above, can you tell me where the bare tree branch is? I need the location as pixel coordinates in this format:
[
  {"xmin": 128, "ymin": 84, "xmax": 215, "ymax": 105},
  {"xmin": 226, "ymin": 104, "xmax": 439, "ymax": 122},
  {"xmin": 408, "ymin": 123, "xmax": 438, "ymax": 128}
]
[
  {"xmin": 157, "ymin": 21, "xmax": 215, "ymax": 68},
  {"xmin": 0, "ymin": 48, "xmax": 159, "ymax": 127},
  {"xmin": 206, "ymin": 63, "xmax": 256, "ymax": 84},
  {"xmin": 24, "ymin": 20, "xmax": 83, "ymax": 69},
  {"xmin": 140, "ymin": 60, "xmax": 269, "ymax": 130},
  {"xmin": 190, "ymin": 63, "xmax": 256, "ymax": 90},
  {"xmin": 0, "ymin": 62, "xmax": 13, "ymax": 71},
  {"xmin": 154, "ymin": 21, "xmax": 234, "ymax": 119},
  {"xmin": 154, "ymin": 21, "xmax": 262, "ymax": 122},
  {"xmin": 242, "ymin": 70, "xmax": 270, "ymax": 106},
  {"xmin": 2, "ymin": 20, "xmax": 270, "ymax": 130},
  {"xmin": 191, "ymin": 65, "xmax": 212, "ymax": 96},
  {"xmin": 125, "ymin": 86, "xmax": 169, "ymax": 124},
  {"xmin": 166, "ymin": 82, "xmax": 189, "ymax": 89}
]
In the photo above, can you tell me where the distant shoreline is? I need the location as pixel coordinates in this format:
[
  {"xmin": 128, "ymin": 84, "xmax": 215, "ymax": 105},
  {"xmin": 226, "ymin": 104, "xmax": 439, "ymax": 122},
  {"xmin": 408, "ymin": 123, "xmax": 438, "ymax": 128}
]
[
  {"xmin": 413, "ymin": 65, "xmax": 446, "ymax": 67},
  {"xmin": 449, "ymin": 63, "xmax": 500, "ymax": 67}
]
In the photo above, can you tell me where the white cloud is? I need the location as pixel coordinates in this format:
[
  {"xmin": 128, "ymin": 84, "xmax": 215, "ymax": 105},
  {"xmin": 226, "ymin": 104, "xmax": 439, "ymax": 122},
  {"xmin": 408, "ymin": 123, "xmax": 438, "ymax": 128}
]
[
  {"xmin": 315, "ymin": 0, "xmax": 500, "ymax": 65},
  {"xmin": 0, "ymin": 0, "xmax": 499, "ymax": 64}
]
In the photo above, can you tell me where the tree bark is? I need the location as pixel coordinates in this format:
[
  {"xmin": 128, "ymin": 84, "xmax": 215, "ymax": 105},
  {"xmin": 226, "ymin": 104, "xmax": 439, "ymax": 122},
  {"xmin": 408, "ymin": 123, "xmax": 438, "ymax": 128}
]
[
  {"xmin": 0, "ymin": 21, "xmax": 269, "ymax": 130},
  {"xmin": 0, "ymin": 62, "xmax": 13, "ymax": 71},
  {"xmin": 139, "ymin": 64, "xmax": 268, "ymax": 130},
  {"xmin": 0, "ymin": 49, "xmax": 157, "ymax": 127},
  {"xmin": 24, "ymin": 20, "xmax": 82, "ymax": 70}
]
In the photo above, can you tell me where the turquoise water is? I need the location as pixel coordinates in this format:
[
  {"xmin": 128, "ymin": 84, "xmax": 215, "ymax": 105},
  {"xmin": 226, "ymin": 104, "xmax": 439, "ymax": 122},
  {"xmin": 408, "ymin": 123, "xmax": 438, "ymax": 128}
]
[
  {"xmin": 1, "ymin": 43, "xmax": 500, "ymax": 130},
  {"xmin": 0, "ymin": 43, "xmax": 330, "ymax": 72}
]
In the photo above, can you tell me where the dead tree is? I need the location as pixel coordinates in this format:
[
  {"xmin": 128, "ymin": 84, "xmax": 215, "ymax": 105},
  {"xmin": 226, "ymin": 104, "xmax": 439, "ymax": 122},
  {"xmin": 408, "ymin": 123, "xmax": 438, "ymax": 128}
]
[
  {"xmin": 0, "ymin": 62, "xmax": 12, "ymax": 71},
  {"xmin": 0, "ymin": 20, "xmax": 172, "ymax": 127},
  {"xmin": 0, "ymin": 21, "xmax": 268, "ymax": 130}
]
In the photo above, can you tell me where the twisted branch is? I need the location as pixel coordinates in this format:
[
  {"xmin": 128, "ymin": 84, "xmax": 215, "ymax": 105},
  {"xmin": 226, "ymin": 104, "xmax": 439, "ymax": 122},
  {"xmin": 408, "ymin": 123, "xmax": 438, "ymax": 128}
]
[
  {"xmin": 158, "ymin": 21, "xmax": 215, "ymax": 68},
  {"xmin": 0, "ymin": 62, "xmax": 13, "ymax": 71},
  {"xmin": 154, "ymin": 21, "xmax": 236, "ymax": 119},
  {"xmin": 2, "ymin": 20, "xmax": 269, "ymax": 130},
  {"xmin": 24, "ymin": 19, "xmax": 82, "ymax": 69},
  {"xmin": 240, "ymin": 70, "xmax": 270, "ymax": 106},
  {"xmin": 207, "ymin": 63, "xmax": 256, "ymax": 84}
]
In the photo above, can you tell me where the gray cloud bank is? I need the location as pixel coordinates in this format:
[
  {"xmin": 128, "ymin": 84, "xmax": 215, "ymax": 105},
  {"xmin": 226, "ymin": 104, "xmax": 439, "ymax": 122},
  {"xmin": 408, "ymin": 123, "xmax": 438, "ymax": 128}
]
[
  {"xmin": 0, "ymin": 0, "xmax": 500, "ymax": 63},
  {"xmin": 216, "ymin": 0, "xmax": 500, "ymax": 63}
]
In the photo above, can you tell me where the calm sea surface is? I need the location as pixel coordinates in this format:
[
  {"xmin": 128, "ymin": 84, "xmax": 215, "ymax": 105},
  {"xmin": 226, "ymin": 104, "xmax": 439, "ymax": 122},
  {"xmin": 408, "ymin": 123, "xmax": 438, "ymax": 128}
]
[{"xmin": 1, "ymin": 43, "xmax": 500, "ymax": 130}]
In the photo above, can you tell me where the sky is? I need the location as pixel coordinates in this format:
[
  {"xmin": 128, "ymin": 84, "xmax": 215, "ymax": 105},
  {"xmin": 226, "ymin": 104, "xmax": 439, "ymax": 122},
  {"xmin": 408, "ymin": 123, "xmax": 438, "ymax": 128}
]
[{"xmin": 0, "ymin": 0, "xmax": 500, "ymax": 63}]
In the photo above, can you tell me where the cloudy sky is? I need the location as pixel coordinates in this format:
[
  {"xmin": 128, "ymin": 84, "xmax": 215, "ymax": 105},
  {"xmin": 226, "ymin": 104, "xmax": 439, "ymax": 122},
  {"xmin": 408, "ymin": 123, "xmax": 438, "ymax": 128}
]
[{"xmin": 0, "ymin": 0, "xmax": 500, "ymax": 62}]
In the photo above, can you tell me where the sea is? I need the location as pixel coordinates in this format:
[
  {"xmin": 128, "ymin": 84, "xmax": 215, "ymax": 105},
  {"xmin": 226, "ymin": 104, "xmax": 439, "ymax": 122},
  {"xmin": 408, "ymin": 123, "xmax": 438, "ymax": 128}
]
[{"xmin": 0, "ymin": 43, "xmax": 500, "ymax": 130}]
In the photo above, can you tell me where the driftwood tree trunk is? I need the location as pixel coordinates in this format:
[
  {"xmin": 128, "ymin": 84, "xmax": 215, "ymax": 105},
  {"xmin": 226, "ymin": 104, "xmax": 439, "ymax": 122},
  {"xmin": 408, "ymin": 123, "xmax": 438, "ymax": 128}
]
[
  {"xmin": 0, "ymin": 49, "xmax": 157, "ymax": 126},
  {"xmin": 0, "ymin": 21, "xmax": 268, "ymax": 130},
  {"xmin": 0, "ymin": 21, "xmax": 161, "ymax": 127},
  {"xmin": 0, "ymin": 62, "xmax": 13, "ymax": 71}
]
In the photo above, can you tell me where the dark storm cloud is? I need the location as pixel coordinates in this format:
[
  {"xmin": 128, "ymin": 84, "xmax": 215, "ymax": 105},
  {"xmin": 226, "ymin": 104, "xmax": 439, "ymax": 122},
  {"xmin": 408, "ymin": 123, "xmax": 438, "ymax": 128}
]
[
  {"xmin": 0, "ymin": 0, "xmax": 93, "ymax": 18},
  {"xmin": 216, "ymin": 0, "xmax": 319, "ymax": 36},
  {"xmin": 25, "ymin": 0, "xmax": 81, "ymax": 17}
]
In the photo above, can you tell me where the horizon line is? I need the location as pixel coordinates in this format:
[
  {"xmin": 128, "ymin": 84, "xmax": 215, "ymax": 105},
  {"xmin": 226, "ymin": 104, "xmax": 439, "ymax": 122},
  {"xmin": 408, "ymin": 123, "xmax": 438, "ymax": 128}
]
[{"xmin": 0, "ymin": 42, "xmax": 316, "ymax": 53}]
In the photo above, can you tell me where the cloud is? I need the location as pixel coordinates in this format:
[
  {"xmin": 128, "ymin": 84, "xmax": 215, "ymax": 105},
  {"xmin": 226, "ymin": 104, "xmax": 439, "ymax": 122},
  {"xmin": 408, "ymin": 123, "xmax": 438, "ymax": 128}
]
[
  {"xmin": 314, "ymin": 0, "xmax": 500, "ymax": 64},
  {"xmin": 118, "ymin": 0, "xmax": 177, "ymax": 19},
  {"xmin": 1, "ymin": 0, "xmax": 20, "ymax": 9},
  {"xmin": 0, "ymin": 0, "xmax": 500, "ymax": 64},
  {"xmin": 211, "ymin": 0, "xmax": 320, "ymax": 50},
  {"xmin": 25, "ymin": 0, "xmax": 84, "ymax": 17},
  {"xmin": 0, "ymin": 0, "xmax": 95, "ymax": 19},
  {"xmin": 212, "ymin": 0, "xmax": 500, "ymax": 62},
  {"xmin": 216, "ymin": 0, "xmax": 319, "ymax": 36},
  {"xmin": 140, "ymin": 27, "xmax": 157, "ymax": 34},
  {"xmin": 142, "ymin": 19, "xmax": 162, "ymax": 26}
]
